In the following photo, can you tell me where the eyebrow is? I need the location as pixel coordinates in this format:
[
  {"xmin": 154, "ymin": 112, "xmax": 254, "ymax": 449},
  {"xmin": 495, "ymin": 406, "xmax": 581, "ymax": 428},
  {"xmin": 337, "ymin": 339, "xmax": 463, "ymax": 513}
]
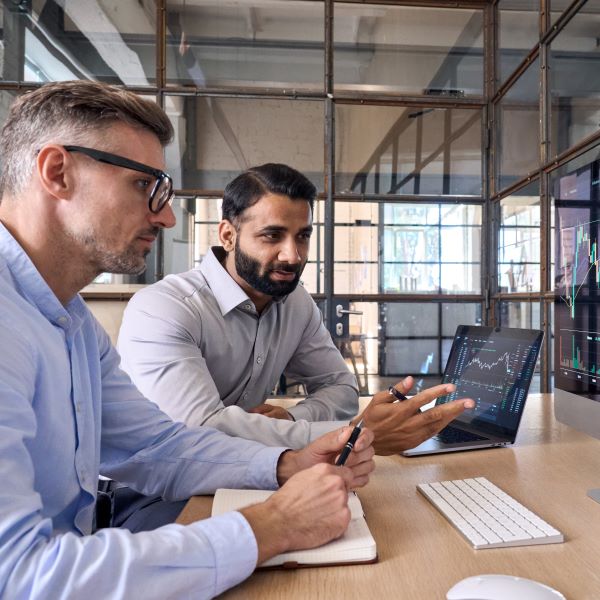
[{"xmin": 257, "ymin": 225, "xmax": 313, "ymax": 235}]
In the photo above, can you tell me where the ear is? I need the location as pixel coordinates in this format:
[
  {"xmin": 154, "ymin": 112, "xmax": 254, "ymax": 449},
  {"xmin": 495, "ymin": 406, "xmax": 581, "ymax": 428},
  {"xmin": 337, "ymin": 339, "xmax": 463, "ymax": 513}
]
[
  {"xmin": 36, "ymin": 145, "xmax": 75, "ymax": 201},
  {"xmin": 218, "ymin": 219, "xmax": 237, "ymax": 252}
]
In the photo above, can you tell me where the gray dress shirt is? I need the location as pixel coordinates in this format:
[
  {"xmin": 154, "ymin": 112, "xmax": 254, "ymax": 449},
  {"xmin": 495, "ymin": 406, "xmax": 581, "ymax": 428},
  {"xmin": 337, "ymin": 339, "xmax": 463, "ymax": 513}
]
[{"xmin": 117, "ymin": 247, "xmax": 359, "ymax": 448}]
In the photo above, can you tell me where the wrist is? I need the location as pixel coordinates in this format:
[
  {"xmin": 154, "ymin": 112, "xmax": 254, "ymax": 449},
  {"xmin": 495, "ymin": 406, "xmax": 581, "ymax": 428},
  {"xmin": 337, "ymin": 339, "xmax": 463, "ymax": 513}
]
[
  {"xmin": 240, "ymin": 500, "xmax": 290, "ymax": 563},
  {"xmin": 276, "ymin": 449, "xmax": 299, "ymax": 486}
]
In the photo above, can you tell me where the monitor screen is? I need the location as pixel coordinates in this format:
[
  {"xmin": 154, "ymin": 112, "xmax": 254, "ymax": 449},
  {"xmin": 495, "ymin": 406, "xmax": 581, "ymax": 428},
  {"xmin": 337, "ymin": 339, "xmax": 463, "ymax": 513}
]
[
  {"xmin": 554, "ymin": 159, "xmax": 600, "ymax": 402},
  {"xmin": 438, "ymin": 325, "xmax": 543, "ymax": 437}
]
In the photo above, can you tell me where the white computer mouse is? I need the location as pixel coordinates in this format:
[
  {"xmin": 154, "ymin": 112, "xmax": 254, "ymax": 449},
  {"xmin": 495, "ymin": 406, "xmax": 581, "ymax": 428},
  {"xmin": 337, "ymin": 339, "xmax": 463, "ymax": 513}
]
[{"xmin": 447, "ymin": 574, "xmax": 566, "ymax": 600}]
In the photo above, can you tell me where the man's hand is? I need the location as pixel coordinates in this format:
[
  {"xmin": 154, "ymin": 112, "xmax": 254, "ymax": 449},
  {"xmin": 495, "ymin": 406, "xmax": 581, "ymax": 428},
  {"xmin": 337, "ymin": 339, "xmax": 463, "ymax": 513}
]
[
  {"xmin": 240, "ymin": 464, "xmax": 353, "ymax": 564},
  {"xmin": 276, "ymin": 426, "xmax": 375, "ymax": 489},
  {"xmin": 353, "ymin": 376, "xmax": 475, "ymax": 455},
  {"xmin": 248, "ymin": 403, "xmax": 293, "ymax": 421}
]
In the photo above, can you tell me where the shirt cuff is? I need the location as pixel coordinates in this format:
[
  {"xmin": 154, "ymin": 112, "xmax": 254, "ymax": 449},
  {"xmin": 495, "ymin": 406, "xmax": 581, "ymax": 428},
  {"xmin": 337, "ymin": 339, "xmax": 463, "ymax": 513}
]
[
  {"xmin": 244, "ymin": 445, "xmax": 289, "ymax": 490},
  {"xmin": 188, "ymin": 511, "xmax": 258, "ymax": 595}
]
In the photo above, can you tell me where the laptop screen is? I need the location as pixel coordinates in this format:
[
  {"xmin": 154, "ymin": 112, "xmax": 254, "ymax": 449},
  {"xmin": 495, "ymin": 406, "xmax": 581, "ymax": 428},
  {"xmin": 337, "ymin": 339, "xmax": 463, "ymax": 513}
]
[{"xmin": 437, "ymin": 325, "xmax": 544, "ymax": 438}]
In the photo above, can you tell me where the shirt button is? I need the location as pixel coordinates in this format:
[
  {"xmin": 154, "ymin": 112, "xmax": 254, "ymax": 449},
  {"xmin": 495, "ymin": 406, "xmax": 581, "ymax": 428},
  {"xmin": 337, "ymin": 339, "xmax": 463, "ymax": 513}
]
[
  {"xmin": 257, "ymin": 356, "xmax": 262, "ymax": 364},
  {"xmin": 57, "ymin": 316, "xmax": 68, "ymax": 325},
  {"xmin": 245, "ymin": 304, "xmax": 252, "ymax": 310},
  {"xmin": 243, "ymin": 393, "xmax": 248, "ymax": 400}
]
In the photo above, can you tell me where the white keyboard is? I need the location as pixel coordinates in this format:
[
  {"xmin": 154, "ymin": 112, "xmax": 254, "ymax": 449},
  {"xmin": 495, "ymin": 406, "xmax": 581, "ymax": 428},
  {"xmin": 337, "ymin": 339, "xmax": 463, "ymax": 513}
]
[{"xmin": 418, "ymin": 477, "xmax": 564, "ymax": 549}]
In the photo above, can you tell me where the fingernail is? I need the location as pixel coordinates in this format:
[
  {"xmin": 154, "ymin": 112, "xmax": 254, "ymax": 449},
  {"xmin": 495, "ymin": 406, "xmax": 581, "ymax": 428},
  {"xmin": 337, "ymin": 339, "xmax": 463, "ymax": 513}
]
[
  {"xmin": 446, "ymin": 384, "xmax": 456, "ymax": 392},
  {"xmin": 464, "ymin": 399, "xmax": 475, "ymax": 408}
]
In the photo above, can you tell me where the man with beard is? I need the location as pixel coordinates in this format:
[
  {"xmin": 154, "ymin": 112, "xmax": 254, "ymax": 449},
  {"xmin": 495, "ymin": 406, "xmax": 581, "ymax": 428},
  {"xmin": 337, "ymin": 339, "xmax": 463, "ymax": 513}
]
[{"xmin": 118, "ymin": 163, "xmax": 474, "ymax": 453}]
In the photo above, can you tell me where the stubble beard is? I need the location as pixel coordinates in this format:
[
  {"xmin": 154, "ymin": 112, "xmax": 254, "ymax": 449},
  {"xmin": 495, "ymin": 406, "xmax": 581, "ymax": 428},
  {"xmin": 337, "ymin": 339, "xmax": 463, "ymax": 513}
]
[{"xmin": 65, "ymin": 228, "xmax": 149, "ymax": 276}]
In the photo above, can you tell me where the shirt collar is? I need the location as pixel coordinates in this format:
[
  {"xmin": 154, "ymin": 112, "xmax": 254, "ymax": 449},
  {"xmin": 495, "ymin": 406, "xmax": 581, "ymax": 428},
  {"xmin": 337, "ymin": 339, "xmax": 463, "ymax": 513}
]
[
  {"xmin": 198, "ymin": 246, "xmax": 290, "ymax": 316},
  {"xmin": 199, "ymin": 247, "xmax": 252, "ymax": 315},
  {"xmin": 0, "ymin": 221, "xmax": 87, "ymax": 331}
]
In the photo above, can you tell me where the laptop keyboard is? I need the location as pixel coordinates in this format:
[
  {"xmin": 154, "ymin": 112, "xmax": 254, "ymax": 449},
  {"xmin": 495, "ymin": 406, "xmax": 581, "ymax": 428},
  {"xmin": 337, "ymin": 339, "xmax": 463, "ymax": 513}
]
[
  {"xmin": 434, "ymin": 425, "xmax": 488, "ymax": 444},
  {"xmin": 418, "ymin": 477, "xmax": 564, "ymax": 549}
]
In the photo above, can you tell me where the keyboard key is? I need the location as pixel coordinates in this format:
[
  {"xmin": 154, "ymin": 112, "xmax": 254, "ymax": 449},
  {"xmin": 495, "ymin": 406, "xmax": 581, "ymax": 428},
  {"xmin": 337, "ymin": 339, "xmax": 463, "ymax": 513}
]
[{"xmin": 417, "ymin": 477, "xmax": 564, "ymax": 549}]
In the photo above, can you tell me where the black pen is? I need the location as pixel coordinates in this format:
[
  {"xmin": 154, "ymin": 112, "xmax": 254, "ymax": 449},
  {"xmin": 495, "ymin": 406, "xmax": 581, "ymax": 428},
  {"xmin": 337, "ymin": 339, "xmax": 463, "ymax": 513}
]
[
  {"xmin": 389, "ymin": 385, "xmax": 422, "ymax": 413},
  {"xmin": 388, "ymin": 385, "xmax": 408, "ymax": 401},
  {"xmin": 336, "ymin": 419, "xmax": 364, "ymax": 466}
]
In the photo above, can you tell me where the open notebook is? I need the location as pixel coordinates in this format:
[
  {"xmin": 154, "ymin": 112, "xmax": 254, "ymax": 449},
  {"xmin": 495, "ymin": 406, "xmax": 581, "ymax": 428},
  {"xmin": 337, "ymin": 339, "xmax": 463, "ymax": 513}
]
[{"xmin": 212, "ymin": 488, "xmax": 377, "ymax": 569}]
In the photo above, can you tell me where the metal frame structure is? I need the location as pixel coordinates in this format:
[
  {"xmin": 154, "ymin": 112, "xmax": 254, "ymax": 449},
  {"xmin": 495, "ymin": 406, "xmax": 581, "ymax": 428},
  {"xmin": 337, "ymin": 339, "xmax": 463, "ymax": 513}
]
[{"xmin": 1, "ymin": 0, "xmax": 599, "ymax": 392}]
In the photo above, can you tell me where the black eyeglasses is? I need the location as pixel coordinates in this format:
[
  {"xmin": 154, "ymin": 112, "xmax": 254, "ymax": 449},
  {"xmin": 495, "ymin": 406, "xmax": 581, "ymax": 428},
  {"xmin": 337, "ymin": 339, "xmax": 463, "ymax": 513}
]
[{"xmin": 64, "ymin": 145, "xmax": 174, "ymax": 214}]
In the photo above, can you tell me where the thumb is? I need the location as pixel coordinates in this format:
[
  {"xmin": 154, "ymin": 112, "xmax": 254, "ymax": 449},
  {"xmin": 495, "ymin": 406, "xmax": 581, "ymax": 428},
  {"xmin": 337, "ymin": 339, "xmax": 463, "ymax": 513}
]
[{"xmin": 312, "ymin": 426, "xmax": 354, "ymax": 455}]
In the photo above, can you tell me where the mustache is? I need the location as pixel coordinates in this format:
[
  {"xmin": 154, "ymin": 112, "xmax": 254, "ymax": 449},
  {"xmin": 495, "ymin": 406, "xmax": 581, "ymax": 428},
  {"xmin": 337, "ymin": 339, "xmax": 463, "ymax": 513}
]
[
  {"xmin": 268, "ymin": 263, "xmax": 302, "ymax": 274},
  {"xmin": 139, "ymin": 227, "xmax": 160, "ymax": 237}
]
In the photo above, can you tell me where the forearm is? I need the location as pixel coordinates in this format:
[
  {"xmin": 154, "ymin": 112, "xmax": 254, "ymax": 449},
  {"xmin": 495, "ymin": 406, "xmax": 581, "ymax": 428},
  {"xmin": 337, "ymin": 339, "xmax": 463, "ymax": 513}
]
[
  {"xmin": 1, "ymin": 513, "xmax": 258, "ymax": 599},
  {"xmin": 287, "ymin": 381, "xmax": 359, "ymax": 423}
]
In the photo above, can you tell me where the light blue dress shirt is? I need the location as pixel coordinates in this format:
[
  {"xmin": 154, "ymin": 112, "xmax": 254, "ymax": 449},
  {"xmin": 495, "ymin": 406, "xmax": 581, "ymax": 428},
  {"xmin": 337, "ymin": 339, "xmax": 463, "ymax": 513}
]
[{"xmin": 0, "ymin": 223, "xmax": 286, "ymax": 599}]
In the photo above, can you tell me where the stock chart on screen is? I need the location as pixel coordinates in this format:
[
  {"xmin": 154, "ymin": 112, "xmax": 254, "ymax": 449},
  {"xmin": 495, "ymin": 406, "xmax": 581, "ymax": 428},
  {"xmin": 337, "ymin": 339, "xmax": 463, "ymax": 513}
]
[
  {"xmin": 555, "ymin": 159, "xmax": 600, "ymax": 400},
  {"xmin": 439, "ymin": 327, "xmax": 541, "ymax": 430}
]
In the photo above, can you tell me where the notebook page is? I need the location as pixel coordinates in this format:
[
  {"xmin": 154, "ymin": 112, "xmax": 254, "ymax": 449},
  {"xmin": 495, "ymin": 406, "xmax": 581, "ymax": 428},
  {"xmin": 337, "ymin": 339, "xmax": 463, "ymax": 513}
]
[{"xmin": 212, "ymin": 489, "xmax": 364, "ymax": 521}]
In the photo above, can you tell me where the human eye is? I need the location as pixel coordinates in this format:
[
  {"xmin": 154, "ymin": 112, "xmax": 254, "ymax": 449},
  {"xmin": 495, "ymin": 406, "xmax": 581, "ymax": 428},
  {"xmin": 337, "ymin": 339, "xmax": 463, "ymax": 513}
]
[
  {"xmin": 135, "ymin": 178, "xmax": 153, "ymax": 191},
  {"xmin": 262, "ymin": 231, "xmax": 281, "ymax": 241}
]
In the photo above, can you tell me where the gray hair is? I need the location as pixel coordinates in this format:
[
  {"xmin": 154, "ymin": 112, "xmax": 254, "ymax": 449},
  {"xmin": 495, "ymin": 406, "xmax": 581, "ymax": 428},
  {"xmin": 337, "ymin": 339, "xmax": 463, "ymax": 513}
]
[{"xmin": 0, "ymin": 80, "xmax": 173, "ymax": 196}]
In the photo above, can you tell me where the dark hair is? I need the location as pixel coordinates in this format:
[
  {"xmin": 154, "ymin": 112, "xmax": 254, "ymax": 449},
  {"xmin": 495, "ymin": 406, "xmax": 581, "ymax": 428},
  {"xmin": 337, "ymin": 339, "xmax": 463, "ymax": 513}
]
[
  {"xmin": 0, "ymin": 80, "xmax": 173, "ymax": 195},
  {"xmin": 222, "ymin": 163, "xmax": 316, "ymax": 223}
]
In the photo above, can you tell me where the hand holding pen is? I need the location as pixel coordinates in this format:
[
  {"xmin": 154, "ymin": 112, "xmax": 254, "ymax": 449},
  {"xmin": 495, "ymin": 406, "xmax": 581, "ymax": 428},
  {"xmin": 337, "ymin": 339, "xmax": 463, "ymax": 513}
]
[{"xmin": 336, "ymin": 419, "xmax": 364, "ymax": 466}]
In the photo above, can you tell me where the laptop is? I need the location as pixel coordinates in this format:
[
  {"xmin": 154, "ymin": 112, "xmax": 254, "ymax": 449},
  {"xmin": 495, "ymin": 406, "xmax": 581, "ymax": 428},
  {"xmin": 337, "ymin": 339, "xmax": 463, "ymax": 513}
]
[{"xmin": 403, "ymin": 325, "xmax": 544, "ymax": 457}]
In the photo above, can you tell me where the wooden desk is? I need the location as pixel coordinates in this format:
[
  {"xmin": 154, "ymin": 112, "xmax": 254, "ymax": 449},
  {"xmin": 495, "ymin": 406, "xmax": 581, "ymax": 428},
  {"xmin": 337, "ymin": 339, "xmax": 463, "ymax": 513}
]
[{"xmin": 177, "ymin": 394, "xmax": 600, "ymax": 599}]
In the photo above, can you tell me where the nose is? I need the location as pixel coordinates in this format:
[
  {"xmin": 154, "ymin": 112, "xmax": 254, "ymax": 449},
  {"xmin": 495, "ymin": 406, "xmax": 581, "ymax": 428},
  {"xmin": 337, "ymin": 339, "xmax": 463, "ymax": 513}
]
[
  {"xmin": 278, "ymin": 238, "xmax": 302, "ymax": 264},
  {"xmin": 149, "ymin": 201, "xmax": 176, "ymax": 229}
]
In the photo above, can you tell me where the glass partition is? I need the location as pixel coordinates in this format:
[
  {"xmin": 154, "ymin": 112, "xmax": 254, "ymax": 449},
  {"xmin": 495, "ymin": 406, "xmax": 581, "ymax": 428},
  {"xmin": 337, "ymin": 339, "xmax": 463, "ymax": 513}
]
[
  {"xmin": 165, "ymin": 95, "xmax": 324, "ymax": 192},
  {"xmin": 333, "ymin": 202, "xmax": 482, "ymax": 295},
  {"xmin": 335, "ymin": 104, "xmax": 482, "ymax": 196},
  {"xmin": 333, "ymin": 3, "xmax": 484, "ymax": 97},
  {"xmin": 497, "ymin": 55, "xmax": 540, "ymax": 192},
  {"xmin": 549, "ymin": 1, "xmax": 600, "ymax": 157},
  {"xmin": 498, "ymin": 180, "xmax": 541, "ymax": 293},
  {"xmin": 0, "ymin": 0, "xmax": 156, "ymax": 85},
  {"xmin": 164, "ymin": 0, "xmax": 324, "ymax": 91},
  {"xmin": 497, "ymin": 0, "xmax": 539, "ymax": 87}
]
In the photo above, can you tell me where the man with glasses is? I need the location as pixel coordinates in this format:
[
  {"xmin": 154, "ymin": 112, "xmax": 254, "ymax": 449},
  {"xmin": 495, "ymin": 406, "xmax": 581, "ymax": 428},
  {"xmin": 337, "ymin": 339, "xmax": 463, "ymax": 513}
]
[{"xmin": 0, "ymin": 80, "xmax": 375, "ymax": 598}]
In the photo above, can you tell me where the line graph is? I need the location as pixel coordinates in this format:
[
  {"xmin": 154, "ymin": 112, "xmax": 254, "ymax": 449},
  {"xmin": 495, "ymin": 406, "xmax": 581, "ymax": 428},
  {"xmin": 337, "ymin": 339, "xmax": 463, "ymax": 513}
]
[
  {"xmin": 465, "ymin": 352, "xmax": 512, "ymax": 374},
  {"xmin": 559, "ymin": 220, "xmax": 600, "ymax": 319}
]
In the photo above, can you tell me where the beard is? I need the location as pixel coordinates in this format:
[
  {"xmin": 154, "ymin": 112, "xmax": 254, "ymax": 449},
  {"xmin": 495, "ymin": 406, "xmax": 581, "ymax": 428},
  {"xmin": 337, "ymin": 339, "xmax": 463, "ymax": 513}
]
[
  {"xmin": 65, "ymin": 226, "xmax": 156, "ymax": 276},
  {"xmin": 234, "ymin": 238, "xmax": 305, "ymax": 298}
]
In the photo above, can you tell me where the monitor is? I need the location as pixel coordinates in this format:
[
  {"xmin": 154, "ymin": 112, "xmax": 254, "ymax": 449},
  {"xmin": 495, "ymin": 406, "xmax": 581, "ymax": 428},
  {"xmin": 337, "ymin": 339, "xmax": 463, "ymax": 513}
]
[{"xmin": 554, "ymin": 155, "xmax": 600, "ymax": 504}]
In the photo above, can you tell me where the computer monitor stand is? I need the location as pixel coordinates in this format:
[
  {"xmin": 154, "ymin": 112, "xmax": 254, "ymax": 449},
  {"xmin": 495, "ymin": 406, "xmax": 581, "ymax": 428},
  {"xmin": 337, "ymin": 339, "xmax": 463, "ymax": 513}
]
[{"xmin": 587, "ymin": 489, "xmax": 600, "ymax": 505}]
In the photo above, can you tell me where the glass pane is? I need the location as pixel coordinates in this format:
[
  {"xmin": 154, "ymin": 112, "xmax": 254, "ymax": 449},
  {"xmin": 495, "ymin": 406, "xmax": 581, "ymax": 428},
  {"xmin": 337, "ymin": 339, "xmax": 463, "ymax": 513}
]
[
  {"xmin": 551, "ymin": 0, "xmax": 576, "ymax": 26},
  {"xmin": 384, "ymin": 339, "xmax": 439, "ymax": 376},
  {"xmin": 302, "ymin": 200, "xmax": 325, "ymax": 294},
  {"xmin": 497, "ymin": 56, "xmax": 540, "ymax": 192},
  {"xmin": 165, "ymin": 0, "xmax": 324, "ymax": 91},
  {"xmin": 164, "ymin": 197, "xmax": 194, "ymax": 276},
  {"xmin": 1, "ymin": 0, "xmax": 156, "ymax": 85},
  {"xmin": 498, "ymin": 180, "xmax": 541, "ymax": 292},
  {"xmin": 335, "ymin": 104, "xmax": 482, "ymax": 196},
  {"xmin": 193, "ymin": 197, "xmax": 222, "ymax": 267},
  {"xmin": 498, "ymin": 0, "xmax": 539, "ymax": 87},
  {"xmin": 334, "ymin": 4, "xmax": 484, "ymax": 96},
  {"xmin": 383, "ymin": 303, "xmax": 439, "ymax": 337},
  {"xmin": 441, "ymin": 303, "xmax": 483, "ymax": 336},
  {"xmin": 550, "ymin": 2, "xmax": 600, "ymax": 157},
  {"xmin": 333, "ymin": 202, "xmax": 481, "ymax": 294},
  {"xmin": 166, "ymin": 95, "xmax": 324, "ymax": 191}
]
